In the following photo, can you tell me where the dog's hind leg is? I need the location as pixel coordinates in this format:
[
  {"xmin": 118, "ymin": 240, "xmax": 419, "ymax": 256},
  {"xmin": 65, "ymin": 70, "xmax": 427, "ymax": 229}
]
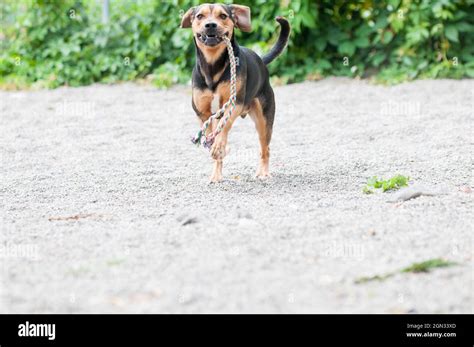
[{"xmin": 250, "ymin": 93, "xmax": 274, "ymax": 179}]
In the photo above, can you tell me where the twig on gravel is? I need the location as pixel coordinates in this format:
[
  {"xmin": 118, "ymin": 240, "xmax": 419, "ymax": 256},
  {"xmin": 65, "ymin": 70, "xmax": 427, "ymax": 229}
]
[{"xmin": 48, "ymin": 213, "xmax": 103, "ymax": 221}]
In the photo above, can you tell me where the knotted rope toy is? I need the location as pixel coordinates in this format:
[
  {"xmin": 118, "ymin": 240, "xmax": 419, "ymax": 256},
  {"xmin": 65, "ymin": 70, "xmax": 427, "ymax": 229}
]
[{"xmin": 191, "ymin": 36, "xmax": 237, "ymax": 149}]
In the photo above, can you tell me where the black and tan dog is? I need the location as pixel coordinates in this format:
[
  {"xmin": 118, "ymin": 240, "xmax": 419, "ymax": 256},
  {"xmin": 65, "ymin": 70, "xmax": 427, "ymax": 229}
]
[{"xmin": 181, "ymin": 3, "xmax": 290, "ymax": 182}]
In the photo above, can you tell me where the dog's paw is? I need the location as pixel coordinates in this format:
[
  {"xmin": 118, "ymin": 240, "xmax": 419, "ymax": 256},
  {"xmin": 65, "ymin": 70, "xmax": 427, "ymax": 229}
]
[
  {"xmin": 256, "ymin": 173, "xmax": 271, "ymax": 180},
  {"xmin": 256, "ymin": 167, "xmax": 271, "ymax": 180},
  {"xmin": 209, "ymin": 172, "xmax": 223, "ymax": 183},
  {"xmin": 210, "ymin": 137, "xmax": 228, "ymax": 160}
]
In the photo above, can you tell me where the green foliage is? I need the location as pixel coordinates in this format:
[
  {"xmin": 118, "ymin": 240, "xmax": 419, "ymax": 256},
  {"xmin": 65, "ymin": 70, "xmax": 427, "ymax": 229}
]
[
  {"xmin": 1, "ymin": 0, "xmax": 473, "ymax": 89},
  {"xmin": 354, "ymin": 273, "xmax": 393, "ymax": 284},
  {"xmin": 401, "ymin": 258, "xmax": 457, "ymax": 273},
  {"xmin": 355, "ymin": 258, "xmax": 457, "ymax": 284},
  {"xmin": 363, "ymin": 174, "xmax": 410, "ymax": 194}
]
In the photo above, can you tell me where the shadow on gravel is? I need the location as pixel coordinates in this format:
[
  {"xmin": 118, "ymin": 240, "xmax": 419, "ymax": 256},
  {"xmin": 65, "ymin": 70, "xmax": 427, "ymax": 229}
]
[{"xmin": 156, "ymin": 172, "xmax": 341, "ymax": 195}]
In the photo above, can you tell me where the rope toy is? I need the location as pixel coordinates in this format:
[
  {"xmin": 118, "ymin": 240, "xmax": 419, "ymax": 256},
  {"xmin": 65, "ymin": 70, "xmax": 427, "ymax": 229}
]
[{"xmin": 191, "ymin": 36, "xmax": 237, "ymax": 149}]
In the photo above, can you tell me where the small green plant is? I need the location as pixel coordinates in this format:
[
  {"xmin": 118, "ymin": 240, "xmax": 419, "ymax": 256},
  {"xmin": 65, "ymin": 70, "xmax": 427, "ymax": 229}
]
[
  {"xmin": 401, "ymin": 258, "xmax": 457, "ymax": 273},
  {"xmin": 355, "ymin": 258, "xmax": 457, "ymax": 284},
  {"xmin": 106, "ymin": 258, "xmax": 126, "ymax": 267},
  {"xmin": 355, "ymin": 273, "xmax": 393, "ymax": 284},
  {"xmin": 363, "ymin": 174, "xmax": 410, "ymax": 194}
]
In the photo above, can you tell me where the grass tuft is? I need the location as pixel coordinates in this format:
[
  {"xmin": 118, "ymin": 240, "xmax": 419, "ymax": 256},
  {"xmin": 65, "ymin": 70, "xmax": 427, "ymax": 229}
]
[
  {"xmin": 355, "ymin": 258, "xmax": 457, "ymax": 284},
  {"xmin": 401, "ymin": 258, "xmax": 457, "ymax": 273},
  {"xmin": 363, "ymin": 174, "xmax": 410, "ymax": 194}
]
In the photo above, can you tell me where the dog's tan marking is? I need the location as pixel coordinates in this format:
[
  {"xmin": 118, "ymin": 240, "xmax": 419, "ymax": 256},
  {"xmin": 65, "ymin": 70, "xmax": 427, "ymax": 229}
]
[
  {"xmin": 249, "ymin": 98, "xmax": 271, "ymax": 179},
  {"xmin": 192, "ymin": 87, "xmax": 213, "ymax": 122},
  {"xmin": 195, "ymin": 39, "xmax": 227, "ymax": 65},
  {"xmin": 212, "ymin": 64, "xmax": 228, "ymax": 83},
  {"xmin": 215, "ymin": 77, "xmax": 243, "ymax": 106}
]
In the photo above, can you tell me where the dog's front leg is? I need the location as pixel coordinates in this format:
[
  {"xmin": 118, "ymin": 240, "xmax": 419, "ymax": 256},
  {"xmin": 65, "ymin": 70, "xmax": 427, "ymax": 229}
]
[{"xmin": 209, "ymin": 106, "xmax": 243, "ymax": 183}]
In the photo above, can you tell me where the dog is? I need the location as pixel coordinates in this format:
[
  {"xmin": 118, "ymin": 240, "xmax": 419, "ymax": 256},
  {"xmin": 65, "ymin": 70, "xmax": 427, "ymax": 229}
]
[{"xmin": 181, "ymin": 3, "xmax": 290, "ymax": 182}]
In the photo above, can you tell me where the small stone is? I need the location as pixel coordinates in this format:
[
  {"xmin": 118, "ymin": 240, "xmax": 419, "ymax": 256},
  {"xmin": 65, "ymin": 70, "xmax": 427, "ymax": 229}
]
[
  {"xmin": 181, "ymin": 217, "xmax": 198, "ymax": 226},
  {"xmin": 387, "ymin": 184, "xmax": 447, "ymax": 202},
  {"xmin": 177, "ymin": 214, "xmax": 199, "ymax": 226}
]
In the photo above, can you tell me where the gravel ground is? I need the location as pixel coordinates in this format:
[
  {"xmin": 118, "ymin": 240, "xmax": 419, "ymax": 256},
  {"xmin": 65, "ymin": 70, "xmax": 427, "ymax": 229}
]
[{"xmin": 0, "ymin": 78, "xmax": 472, "ymax": 313}]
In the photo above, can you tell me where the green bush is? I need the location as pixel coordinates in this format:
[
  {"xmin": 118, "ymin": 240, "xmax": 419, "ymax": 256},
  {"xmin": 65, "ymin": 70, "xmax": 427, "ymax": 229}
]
[{"xmin": 0, "ymin": 0, "xmax": 473, "ymax": 89}]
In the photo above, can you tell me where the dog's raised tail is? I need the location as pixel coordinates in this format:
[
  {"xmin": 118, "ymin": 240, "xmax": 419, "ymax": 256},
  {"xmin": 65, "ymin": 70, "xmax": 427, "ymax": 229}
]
[{"xmin": 262, "ymin": 16, "xmax": 291, "ymax": 65}]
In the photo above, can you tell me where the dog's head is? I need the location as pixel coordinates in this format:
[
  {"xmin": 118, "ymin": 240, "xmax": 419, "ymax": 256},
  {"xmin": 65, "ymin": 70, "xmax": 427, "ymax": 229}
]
[{"xmin": 180, "ymin": 3, "xmax": 251, "ymax": 47}]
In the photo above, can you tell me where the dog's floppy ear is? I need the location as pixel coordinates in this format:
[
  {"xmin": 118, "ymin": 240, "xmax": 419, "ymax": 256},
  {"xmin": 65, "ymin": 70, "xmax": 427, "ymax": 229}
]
[
  {"xmin": 180, "ymin": 7, "xmax": 195, "ymax": 28},
  {"xmin": 231, "ymin": 5, "xmax": 251, "ymax": 32}
]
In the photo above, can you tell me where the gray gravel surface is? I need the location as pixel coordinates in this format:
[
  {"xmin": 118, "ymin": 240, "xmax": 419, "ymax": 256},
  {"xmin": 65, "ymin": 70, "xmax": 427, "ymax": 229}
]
[{"xmin": 1, "ymin": 78, "xmax": 472, "ymax": 313}]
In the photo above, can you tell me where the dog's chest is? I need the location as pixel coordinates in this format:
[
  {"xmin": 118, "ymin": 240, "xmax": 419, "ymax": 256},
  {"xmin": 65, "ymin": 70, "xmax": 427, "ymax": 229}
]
[{"xmin": 211, "ymin": 94, "xmax": 220, "ymax": 114}]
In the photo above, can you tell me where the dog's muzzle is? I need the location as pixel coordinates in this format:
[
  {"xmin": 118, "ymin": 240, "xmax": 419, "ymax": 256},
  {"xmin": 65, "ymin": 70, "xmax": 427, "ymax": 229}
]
[{"xmin": 197, "ymin": 32, "xmax": 228, "ymax": 47}]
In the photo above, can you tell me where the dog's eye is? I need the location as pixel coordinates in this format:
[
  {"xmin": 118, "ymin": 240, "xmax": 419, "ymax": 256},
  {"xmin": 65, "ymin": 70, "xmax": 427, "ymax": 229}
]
[
  {"xmin": 219, "ymin": 14, "xmax": 228, "ymax": 20},
  {"xmin": 196, "ymin": 14, "xmax": 204, "ymax": 20}
]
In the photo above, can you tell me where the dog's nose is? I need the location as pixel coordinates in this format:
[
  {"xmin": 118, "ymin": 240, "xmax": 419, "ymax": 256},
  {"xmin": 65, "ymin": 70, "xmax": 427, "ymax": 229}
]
[{"xmin": 205, "ymin": 22, "xmax": 218, "ymax": 29}]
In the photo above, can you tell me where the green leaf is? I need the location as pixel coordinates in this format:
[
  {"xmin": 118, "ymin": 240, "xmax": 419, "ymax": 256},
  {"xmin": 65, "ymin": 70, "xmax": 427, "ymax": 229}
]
[
  {"xmin": 355, "ymin": 25, "xmax": 372, "ymax": 37},
  {"xmin": 338, "ymin": 41, "xmax": 356, "ymax": 56},
  {"xmin": 456, "ymin": 22, "xmax": 472, "ymax": 32},
  {"xmin": 315, "ymin": 38, "xmax": 327, "ymax": 52},
  {"xmin": 301, "ymin": 12, "xmax": 316, "ymax": 28},
  {"xmin": 466, "ymin": 68, "xmax": 474, "ymax": 78},
  {"xmin": 402, "ymin": 259, "xmax": 457, "ymax": 273},
  {"xmin": 388, "ymin": 0, "xmax": 401, "ymax": 8},
  {"xmin": 317, "ymin": 59, "xmax": 332, "ymax": 70},
  {"xmin": 374, "ymin": 17, "xmax": 389, "ymax": 30},
  {"xmin": 363, "ymin": 174, "xmax": 410, "ymax": 193},
  {"xmin": 381, "ymin": 31, "xmax": 394, "ymax": 44},
  {"xmin": 372, "ymin": 53, "xmax": 386, "ymax": 67},
  {"xmin": 445, "ymin": 25, "xmax": 459, "ymax": 42},
  {"xmin": 354, "ymin": 37, "xmax": 370, "ymax": 48}
]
